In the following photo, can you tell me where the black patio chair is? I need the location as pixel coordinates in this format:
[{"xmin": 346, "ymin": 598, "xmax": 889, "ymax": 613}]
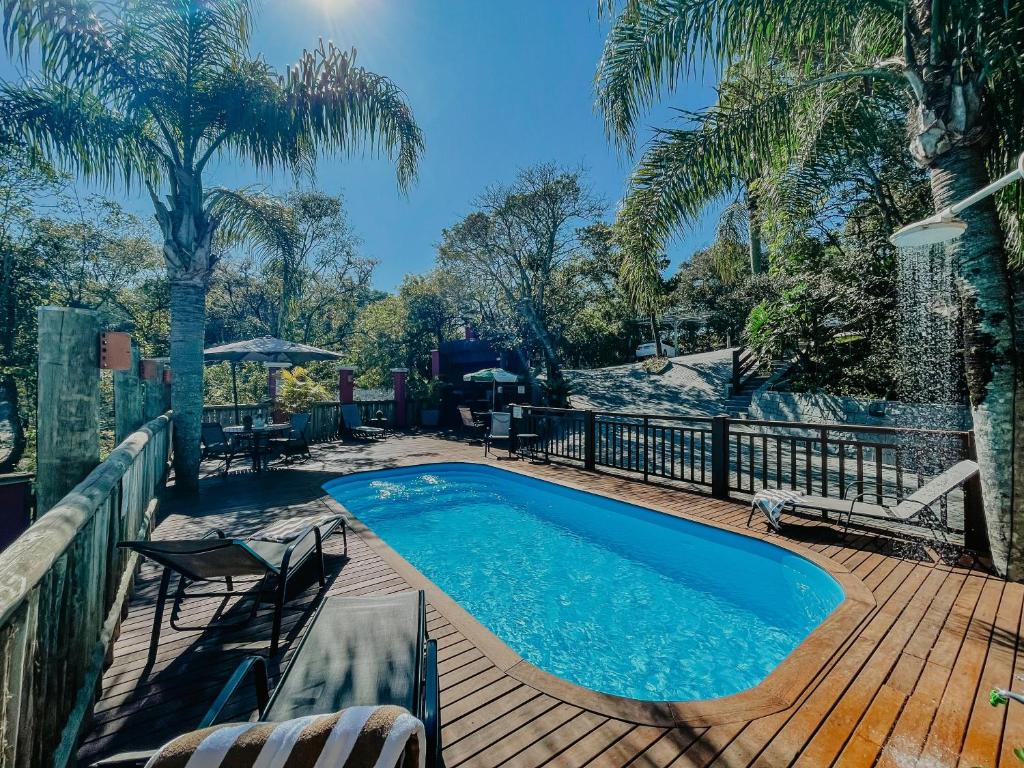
[
  {"xmin": 271, "ymin": 412, "xmax": 312, "ymax": 462},
  {"xmin": 120, "ymin": 513, "xmax": 346, "ymax": 665},
  {"xmin": 90, "ymin": 591, "xmax": 442, "ymax": 768},
  {"xmin": 458, "ymin": 406, "xmax": 486, "ymax": 440},
  {"xmin": 200, "ymin": 422, "xmax": 240, "ymax": 474}
]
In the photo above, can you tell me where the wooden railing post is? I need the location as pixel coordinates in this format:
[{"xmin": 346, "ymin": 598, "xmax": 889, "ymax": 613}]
[
  {"xmin": 642, "ymin": 415, "xmax": 649, "ymax": 482},
  {"xmin": 731, "ymin": 349, "xmax": 741, "ymax": 391},
  {"xmin": 584, "ymin": 410, "xmax": 596, "ymax": 471},
  {"xmin": 113, "ymin": 341, "xmax": 143, "ymax": 444},
  {"xmin": 36, "ymin": 307, "xmax": 101, "ymax": 515},
  {"xmin": 711, "ymin": 414, "xmax": 731, "ymax": 499}
]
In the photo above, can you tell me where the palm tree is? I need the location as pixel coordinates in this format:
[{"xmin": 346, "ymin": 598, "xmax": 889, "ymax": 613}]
[
  {"xmin": 597, "ymin": 0, "xmax": 1024, "ymax": 577},
  {"xmin": 0, "ymin": 0, "xmax": 423, "ymax": 492}
]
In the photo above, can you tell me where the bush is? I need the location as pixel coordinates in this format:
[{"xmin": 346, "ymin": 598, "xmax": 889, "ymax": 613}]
[{"xmin": 278, "ymin": 366, "xmax": 331, "ymax": 414}]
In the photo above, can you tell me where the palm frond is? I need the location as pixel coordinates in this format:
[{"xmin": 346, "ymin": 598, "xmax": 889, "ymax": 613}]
[
  {"xmin": 205, "ymin": 41, "xmax": 423, "ymax": 191},
  {"xmin": 595, "ymin": 0, "xmax": 893, "ymax": 144},
  {"xmin": 0, "ymin": 80, "xmax": 158, "ymax": 186},
  {"xmin": 208, "ymin": 187, "xmax": 298, "ymax": 260}
]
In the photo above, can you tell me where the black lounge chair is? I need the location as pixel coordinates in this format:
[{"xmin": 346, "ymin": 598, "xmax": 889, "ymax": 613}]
[
  {"xmin": 200, "ymin": 422, "xmax": 241, "ymax": 474},
  {"xmin": 90, "ymin": 591, "xmax": 442, "ymax": 768},
  {"xmin": 272, "ymin": 411, "xmax": 312, "ymax": 461},
  {"xmin": 341, "ymin": 403, "xmax": 386, "ymax": 440},
  {"xmin": 120, "ymin": 514, "xmax": 346, "ymax": 664}
]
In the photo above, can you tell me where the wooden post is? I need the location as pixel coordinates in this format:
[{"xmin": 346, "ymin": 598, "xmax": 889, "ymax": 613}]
[
  {"xmin": 711, "ymin": 414, "xmax": 731, "ymax": 499},
  {"xmin": 113, "ymin": 342, "xmax": 143, "ymax": 445},
  {"xmin": 584, "ymin": 410, "xmax": 596, "ymax": 471},
  {"xmin": 141, "ymin": 358, "xmax": 166, "ymax": 421},
  {"xmin": 36, "ymin": 307, "xmax": 101, "ymax": 515},
  {"xmin": 392, "ymin": 368, "xmax": 408, "ymax": 428},
  {"xmin": 338, "ymin": 366, "xmax": 356, "ymax": 404}
]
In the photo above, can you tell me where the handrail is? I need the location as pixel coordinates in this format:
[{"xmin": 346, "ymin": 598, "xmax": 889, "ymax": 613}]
[
  {"xmin": 0, "ymin": 412, "xmax": 171, "ymax": 625},
  {"xmin": 0, "ymin": 411, "xmax": 172, "ymax": 767}
]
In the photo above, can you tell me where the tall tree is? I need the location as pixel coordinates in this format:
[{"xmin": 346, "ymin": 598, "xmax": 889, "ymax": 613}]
[
  {"xmin": 215, "ymin": 189, "xmax": 373, "ymax": 341},
  {"xmin": 597, "ymin": 0, "xmax": 1024, "ymax": 577},
  {"xmin": 438, "ymin": 164, "xmax": 603, "ymax": 381},
  {"xmin": 0, "ymin": 0, "xmax": 423, "ymax": 492}
]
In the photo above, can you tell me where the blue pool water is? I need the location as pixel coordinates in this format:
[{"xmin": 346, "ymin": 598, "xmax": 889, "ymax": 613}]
[{"xmin": 323, "ymin": 463, "xmax": 844, "ymax": 702}]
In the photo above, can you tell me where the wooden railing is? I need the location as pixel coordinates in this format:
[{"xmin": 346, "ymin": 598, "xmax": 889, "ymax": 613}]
[
  {"xmin": 0, "ymin": 413, "xmax": 172, "ymax": 768},
  {"xmin": 731, "ymin": 347, "xmax": 759, "ymax": 392},
  {"xmin": 202, "ymin": 399, "xmax": 427, "ymax": 443},
  {"xmin": 518, "ymin": 407, "xmax": 976, "ymax": 533}
]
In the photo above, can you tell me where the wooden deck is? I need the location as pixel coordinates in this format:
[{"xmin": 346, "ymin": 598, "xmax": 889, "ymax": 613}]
[{"xmin": 77, "ymin": 434, "xmax": 1023, "ymax": 767}]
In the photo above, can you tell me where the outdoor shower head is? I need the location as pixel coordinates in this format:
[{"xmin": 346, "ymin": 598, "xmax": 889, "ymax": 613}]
[
  {"xmin": 889, "ymin": 215, "xmax": 968, "ymax": 247},
  {"xmin": 889, "ymin": 152, "xmax": 1024, "ymax": 247}
]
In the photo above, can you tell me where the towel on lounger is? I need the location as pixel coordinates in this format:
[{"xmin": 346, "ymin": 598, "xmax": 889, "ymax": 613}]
[
  {"xmin": 752, "ymin": 489, "xmax": 805, "ymax": 531},
  {"xmin": 144, "ymin": 705, "xmax": 424, "ymax": 768}
]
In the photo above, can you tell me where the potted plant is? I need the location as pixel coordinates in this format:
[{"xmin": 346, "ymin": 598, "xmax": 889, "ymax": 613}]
[{"xmin": 413, "ymin": 377, "xmax": 446, "ymax": 428}]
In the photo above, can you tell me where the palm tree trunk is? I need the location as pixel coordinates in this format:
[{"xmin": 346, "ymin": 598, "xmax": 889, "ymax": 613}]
[
  {"xmin": 746, "ymin": 189, "xmax": 766, "ymax": 275},
  {"xmin": 168, "ymin": 279, "xmax": 207, "ymax": 494},
  {"xmin": 931, "ymin": 146, "xmax": 1023, "ymax": 577},
  {"xmin": 650, "ymin": 313, "xmax": 664, "ymax": 357}
]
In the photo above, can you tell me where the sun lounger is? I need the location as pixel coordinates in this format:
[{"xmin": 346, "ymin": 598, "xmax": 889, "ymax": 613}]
[
  {"xmin": 90, "ymin": 591, "xmax": 441, "ymax": 768},
  {"xmin": 120, "ymin": 513, "xmax": 346, "ymax": 663},
  {"xmin": 749, "ymin": 460, "xmax": 980, "ymax": 542},
  {"xmin": 341, "ymin": 403, "xmax": 386, "ymax": 440}
]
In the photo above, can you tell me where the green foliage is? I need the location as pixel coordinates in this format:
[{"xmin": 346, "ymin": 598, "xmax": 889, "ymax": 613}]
[
  {"xmin": 438, "ymin": 164, "xmax": 604, "ymax": 380},
  {"xmin": 349, "ymin": 295, "xmax": 410, "ymax": 389},
  {"xmin": 278, "ymin": 366, "xmax": 330, "ymax": 415},
  {"xmin": 408, "ymin": 376, "xmax": 448, "ymax": 408},
  {"xmin": 542, "ymin": 377, "xmax": 573, "ymax": 408}
]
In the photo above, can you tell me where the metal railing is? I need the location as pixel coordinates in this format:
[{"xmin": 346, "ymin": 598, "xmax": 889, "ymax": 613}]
[
  {"xmin": 518, "ymin": 407, "xmax": 977, "ymax": 534},
  {"xmin": 0, "ymin": 413, "xmax": 172, "ymax": 768}
]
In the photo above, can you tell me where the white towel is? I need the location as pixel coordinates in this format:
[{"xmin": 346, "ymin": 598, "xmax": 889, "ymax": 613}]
[{"xmin": 752, "ymin": 489, "xmax": 805, "ymax": 531}]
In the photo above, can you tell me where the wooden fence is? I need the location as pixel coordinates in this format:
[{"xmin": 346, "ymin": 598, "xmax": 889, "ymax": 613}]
[
  {"xmin": 0, "ymin": 413, "xmax": 172, "ymax": 768},
  {"xmin": 518, "ymin": 406, "xmax": 978, "ymax": 535},
  {"xmin": 202, "ymin": 399, "xmax": 426, "ymax": 443}
]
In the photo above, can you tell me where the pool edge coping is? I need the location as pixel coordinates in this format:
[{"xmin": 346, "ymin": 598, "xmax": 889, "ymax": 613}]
[{"xmin": 320, "ymin": 458, "xmax": 877, "ymax": 728}]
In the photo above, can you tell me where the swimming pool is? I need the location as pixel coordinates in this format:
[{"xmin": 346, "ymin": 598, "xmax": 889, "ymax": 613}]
[{"xmin": 323, "ymin": 463, "xmax": 845, "ymax": 703}]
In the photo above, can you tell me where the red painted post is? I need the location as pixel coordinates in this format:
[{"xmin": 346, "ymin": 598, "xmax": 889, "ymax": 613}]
[
  {"xmin": 338, "ymin": 366, "xmax": 355, "ymax": 404},
  {"xmin": 431, "ymin": 349, "xmax": 440, "ymax": 378},
  {"xmin": 392, "ymin": 368, "xmax": 408, "ymax": 428}
]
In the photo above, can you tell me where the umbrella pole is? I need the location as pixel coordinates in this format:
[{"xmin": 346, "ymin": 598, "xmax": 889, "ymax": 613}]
[{"xmin": 231, "ymin": 362, "xmax": 240, "ymax": 425}]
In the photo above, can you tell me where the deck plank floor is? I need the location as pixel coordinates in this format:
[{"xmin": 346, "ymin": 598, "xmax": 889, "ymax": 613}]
[{"xmin": 77, "ymin": 434, "xmax": 1022, "ymax": 767}]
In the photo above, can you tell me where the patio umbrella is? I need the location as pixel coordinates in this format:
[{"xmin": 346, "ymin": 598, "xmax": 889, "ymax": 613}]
[
  {"xmin": 463, "ymin": 367, "xmax": 519, "ymax": 407},
  {"xmin": 204, "ymin": 336, "xmax": 344, "ymax": 423}
]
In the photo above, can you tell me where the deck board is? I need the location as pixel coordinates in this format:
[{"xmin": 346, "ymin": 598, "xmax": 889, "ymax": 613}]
[{"xmin": 76, "ymin": 434, "xmax": 1023, "ymax": 767}]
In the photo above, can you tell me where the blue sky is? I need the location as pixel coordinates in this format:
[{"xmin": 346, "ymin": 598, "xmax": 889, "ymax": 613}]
[{"xmin": 3, "ymin": 0, "xmax": 725, "ymax": 291}]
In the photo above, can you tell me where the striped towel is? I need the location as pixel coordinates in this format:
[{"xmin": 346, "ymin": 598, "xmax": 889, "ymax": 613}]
[
  {"xmin": 752, "ymin": 489, "xmax": 806, "ymax": 532},
  {"xmin": 250, "ymin": 514, "xmax": 340, "ymax": 544},
  {"xmin": 145, "ymin": 705, "xmax": 425, "ymax": 768}
]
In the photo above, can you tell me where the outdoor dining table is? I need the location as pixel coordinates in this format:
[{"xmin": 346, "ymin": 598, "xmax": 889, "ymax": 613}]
[{"xmin": 223, "ymin": 423, "xmax": 290, "ymax": 472}]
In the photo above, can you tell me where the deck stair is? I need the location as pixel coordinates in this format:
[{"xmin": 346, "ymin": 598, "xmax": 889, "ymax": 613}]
[{"xmin": 727, "ymin": 357, "xmax": 789, "ymax": 418}]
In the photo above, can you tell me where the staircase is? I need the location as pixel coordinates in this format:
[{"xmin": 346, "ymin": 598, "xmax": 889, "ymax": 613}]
[{"xmin": 725, "ymin": 353, "xmax": 791, "ymax": 418}]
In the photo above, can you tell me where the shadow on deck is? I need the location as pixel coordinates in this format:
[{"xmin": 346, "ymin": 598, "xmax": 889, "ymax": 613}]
[{"xmin": 77, "ymin": 434, "xmax": 1019, "ymax": 768}]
